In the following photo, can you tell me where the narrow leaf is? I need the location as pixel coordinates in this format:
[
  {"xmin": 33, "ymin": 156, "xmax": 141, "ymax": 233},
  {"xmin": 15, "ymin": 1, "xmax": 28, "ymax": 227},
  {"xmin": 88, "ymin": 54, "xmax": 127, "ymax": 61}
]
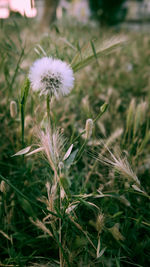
[
  {"xmin": 26, "ymin": 147, "xmax": 44, "ymax": 156},
  {"xmin": 11, "ymin": 146, "xmax": 31, "ymax": 157},
  {"xmin": 63, "ymin": 144, "xmax": 73, "ymax": 161}
]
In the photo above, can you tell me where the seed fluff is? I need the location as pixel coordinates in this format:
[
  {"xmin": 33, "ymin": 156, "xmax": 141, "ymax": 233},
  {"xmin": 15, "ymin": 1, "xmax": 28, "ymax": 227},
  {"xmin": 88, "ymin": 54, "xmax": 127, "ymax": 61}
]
[{"xmin": 29, "ymin": 57, "xmax": 74, "ymax": 98}]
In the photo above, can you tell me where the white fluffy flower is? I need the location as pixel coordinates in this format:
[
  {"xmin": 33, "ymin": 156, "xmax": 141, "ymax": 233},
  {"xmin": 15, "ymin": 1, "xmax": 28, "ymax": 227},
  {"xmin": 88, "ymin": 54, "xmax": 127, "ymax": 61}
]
[{"xmin": 29, "ymin": 57, "xmax": 74, "ymax": 98}]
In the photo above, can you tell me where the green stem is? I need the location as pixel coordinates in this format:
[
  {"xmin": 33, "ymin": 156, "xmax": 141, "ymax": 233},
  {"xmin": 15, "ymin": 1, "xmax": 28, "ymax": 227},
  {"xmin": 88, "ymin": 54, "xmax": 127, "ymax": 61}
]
[
  {"xmin": 75, "ymin": 139, "xmax": 88, "ymax": 164},
  {"xmin": 47, "ymin": 95, "xmax": 53, "ymax": 133},
  {"xmin": 47, "ymin": 95, "xmax": 50, "ymax": 123},
  {"xmin": 10, "ymin": 47, "xmax": 25, "ymax": 92},
  {"xmin": 21, "ymin": 100, "xmax": 25, "ymax": 147},
  {"xmin": 59, "ymin": 185, "xmax": 63, "ymax": 267}
]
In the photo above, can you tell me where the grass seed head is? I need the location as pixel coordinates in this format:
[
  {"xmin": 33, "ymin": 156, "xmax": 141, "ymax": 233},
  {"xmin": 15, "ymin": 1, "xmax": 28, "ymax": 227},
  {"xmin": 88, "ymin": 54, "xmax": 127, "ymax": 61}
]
[
  {"xmin": 10, "ymin": 100, "xmax": 17, "ymax": 118},
  {"xmin": 96, "ymin": 213, "xmax": 105, "ymax": 234},
  {"xmin": 109, "ymin": 223, "xmax": 125, "ymax": 241},
  {"xmin": 98, "ymin": 144, "xmax": 140, "ymax": 185},
  {"xmin": 85, "ymin": 118, "xmax": 93, "ymax": 139},
  {"xmin": 38, "ymin": 127, "xmax": 66, "ymax": 172}
]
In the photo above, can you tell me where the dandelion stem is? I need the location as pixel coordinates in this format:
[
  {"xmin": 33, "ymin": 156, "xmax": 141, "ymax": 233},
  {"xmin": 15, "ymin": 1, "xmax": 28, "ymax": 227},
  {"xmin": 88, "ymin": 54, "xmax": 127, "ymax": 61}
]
[
  {"xmin": 47, "ymin": 95, "xmax": 50, "ymax": 124},
  {"xmin": 47, "ymin": 95, "xmax": 53, "ymax": 132}
]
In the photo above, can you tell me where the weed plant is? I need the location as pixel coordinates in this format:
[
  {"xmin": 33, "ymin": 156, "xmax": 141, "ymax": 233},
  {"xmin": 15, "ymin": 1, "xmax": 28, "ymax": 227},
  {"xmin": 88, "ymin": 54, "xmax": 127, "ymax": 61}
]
[{"xmin": 0, "ymin": 17, "xmax": 150, "ymax": 267}]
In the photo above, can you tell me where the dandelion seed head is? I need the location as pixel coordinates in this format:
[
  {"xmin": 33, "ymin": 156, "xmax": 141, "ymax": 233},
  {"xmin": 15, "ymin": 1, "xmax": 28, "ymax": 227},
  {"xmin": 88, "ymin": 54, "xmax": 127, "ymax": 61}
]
[{"xmin": 29, "ymin": 57, "xmax": 74, "ymax": 98}]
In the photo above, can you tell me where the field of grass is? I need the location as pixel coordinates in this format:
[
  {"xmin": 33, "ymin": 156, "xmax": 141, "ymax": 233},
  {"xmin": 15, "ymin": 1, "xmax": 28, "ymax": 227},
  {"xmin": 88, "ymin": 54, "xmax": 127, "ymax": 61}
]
[{"xmin": 0, "ymin": 17, "xmax": 150, "ymax": 267}]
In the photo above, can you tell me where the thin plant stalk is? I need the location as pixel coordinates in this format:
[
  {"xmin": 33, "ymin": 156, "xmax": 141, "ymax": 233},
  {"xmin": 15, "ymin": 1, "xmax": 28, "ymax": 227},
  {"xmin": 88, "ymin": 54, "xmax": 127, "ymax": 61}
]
[
  {"xmin": 21, "ymin": 100, "xmax": 25, "ymax": 146},
  {"xmin": 72, "ymin": 103, "xmax": 108, "ymax": 144},
  {"xmin": 57, "ymin": 171, "xmax": 63, "ymax": 267},
  {"xmin": 47, "ymin": 94, "xmax": 50, "ymax": 124},
  {"xmin": 20, "ymin": 78, "xmax": 30, "ymax": 147},
  {"xmin": 46, "ymin": 95, "xmax": 65, "ymax": 265},
  {"xmin": 47, "ymin": 95, "xmax": 53, "ymax": 132},
  {"xmin": 10, "ymin": 47, "xmax": 25, "ymax": 93},
  {"xmin": 75, "ymin": 139, "xmax": 88, "ymax": 164},
  {"xmin": 59, "ymin": 185, "xmax": 63, "ymax": 267}
]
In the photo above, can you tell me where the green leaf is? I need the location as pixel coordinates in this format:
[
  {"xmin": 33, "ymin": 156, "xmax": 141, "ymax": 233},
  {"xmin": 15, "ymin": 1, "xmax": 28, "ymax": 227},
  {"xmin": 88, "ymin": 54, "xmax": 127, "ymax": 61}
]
[
  {"xmin": 65, "ymin": 149, "xmax": 79, "ymax": 168},
  {"xmin": 90, "ymin": 40, "xmax": 98, "ymax": 60},
  {"xmin": 18, "ymin": 197, "xmax": 35, "ymax": 217}
]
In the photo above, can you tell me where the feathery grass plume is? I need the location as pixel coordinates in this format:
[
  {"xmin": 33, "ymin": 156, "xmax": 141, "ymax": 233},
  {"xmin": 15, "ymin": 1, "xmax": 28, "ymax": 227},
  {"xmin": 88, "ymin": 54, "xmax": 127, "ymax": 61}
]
[
  {"xmin": 10, "ymin": 100, "xmax": 17, "ymax": 118},
  {"xmin": 133, "ymin": 101, "xmax": 147, "ymax": 138},
  {"xmin": 29, "ymin": 57, "xmax": 74, "ymax": 98},
  {"xmin": 37, "ymin": 127, "xmax": 66, "ymax": 174},
  {"xmin": 126, "ymin": 98, "xmax": 135, "ymax": 133},
  {"xmin": 85, "ymin": 118, "xmax": 93, "ymax": 139},
  {"xmin": 101, "ymin": 128, "xmax": 123, "ymax": 155},
  {"xmin": 71, "ymin": 36, "xmax": 127, "ymax": 72},
  {"xmin": 45, "ymin": 181, "xmax": 56, "ymax": 215},
  {"xmin": 97, "ymin": 143, "xmax": 140, "ymax": 185}
]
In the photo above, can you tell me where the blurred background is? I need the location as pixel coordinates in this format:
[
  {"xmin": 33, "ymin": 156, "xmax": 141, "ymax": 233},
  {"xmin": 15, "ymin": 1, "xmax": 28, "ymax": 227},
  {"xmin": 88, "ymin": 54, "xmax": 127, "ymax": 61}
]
[{"xmin": 0, "ymin": 0, "xmax": 150, "ymax": 30}]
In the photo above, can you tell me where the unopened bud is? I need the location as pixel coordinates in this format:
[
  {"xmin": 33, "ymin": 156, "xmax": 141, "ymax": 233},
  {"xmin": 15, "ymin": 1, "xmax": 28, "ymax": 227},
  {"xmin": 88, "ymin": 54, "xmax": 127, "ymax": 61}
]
[
  {"xmin": 10, "ymin": 101, "xmax": 17, "ymax": 118},
  {"xmin": 58, "ymin": 161, "xmax": 64, "ymax": 171},
  {"xmin": 100, "ymin": 102, "xmax": 108, "ymax": 113},
  {"xmin": 85, "ymin": 118, "xmax": 93, "ymax": 139}
]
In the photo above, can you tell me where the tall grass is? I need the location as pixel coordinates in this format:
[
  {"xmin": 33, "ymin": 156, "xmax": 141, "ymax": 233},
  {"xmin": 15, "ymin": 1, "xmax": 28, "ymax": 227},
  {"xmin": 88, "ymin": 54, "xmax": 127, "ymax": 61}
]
[{"xmin": 0, "ymin": 17, "xmax": 150, "ymax": 266}]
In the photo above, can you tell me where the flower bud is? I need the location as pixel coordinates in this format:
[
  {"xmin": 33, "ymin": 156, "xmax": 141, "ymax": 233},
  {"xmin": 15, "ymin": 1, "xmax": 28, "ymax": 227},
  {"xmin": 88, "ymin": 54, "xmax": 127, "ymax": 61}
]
[
  {"xmin": 85, "ymin": 118, "xmax": 93, "ymax": 139},
  {"xmin": 100, "ymin": 102, "xmax": 108, "ymax": 113},
  {"xmin": 10, "ymin": 101, "xmax": 17, "ymax": 118}
]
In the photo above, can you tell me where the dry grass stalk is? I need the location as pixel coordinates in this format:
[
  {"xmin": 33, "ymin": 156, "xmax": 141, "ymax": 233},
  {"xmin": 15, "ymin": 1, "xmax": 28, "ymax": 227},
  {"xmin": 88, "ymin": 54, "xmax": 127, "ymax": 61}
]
[{"xmin": 29, "ymin": 217, "xmax": 53, "ymax": 238}]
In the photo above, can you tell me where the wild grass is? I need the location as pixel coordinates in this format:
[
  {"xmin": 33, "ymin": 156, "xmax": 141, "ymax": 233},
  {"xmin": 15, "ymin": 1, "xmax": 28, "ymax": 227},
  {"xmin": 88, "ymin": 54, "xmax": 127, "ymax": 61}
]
[{"xmin": 0, "ymin": 17, "xmax": 150, "ymax": 266}]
